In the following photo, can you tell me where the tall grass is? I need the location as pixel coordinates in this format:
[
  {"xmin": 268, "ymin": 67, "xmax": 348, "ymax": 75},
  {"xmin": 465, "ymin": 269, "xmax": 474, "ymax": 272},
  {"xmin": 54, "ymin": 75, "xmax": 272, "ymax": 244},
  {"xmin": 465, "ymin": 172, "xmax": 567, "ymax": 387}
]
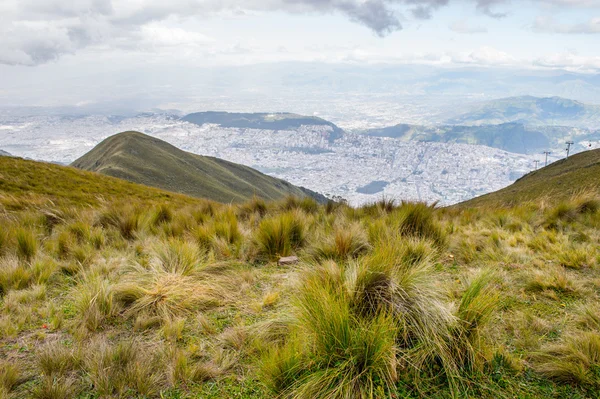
[
  {"xmin": 262, "ymin": 240, "xmax": 483, "ymax": 397},
  {"xmin": 536, "ymin": 332, "xmax": 600, "ymax": 387},
  {"xmin": 16, "ymin": 228, "xmax": 38, "ymax": 261},
  {"xmin": 262, "ymin": 261, "xmax": 398, "ymax": 398},
  {"xmin": 310, "ymin": 223, "xmax": 371, "ymax": 262},
  {"xmin": 254, "ymin": 212, "xmax": 306, "ymax": 261},
  {"xmin": 115, "ymin": 264, "xmax": 220, "ymax": 319}
]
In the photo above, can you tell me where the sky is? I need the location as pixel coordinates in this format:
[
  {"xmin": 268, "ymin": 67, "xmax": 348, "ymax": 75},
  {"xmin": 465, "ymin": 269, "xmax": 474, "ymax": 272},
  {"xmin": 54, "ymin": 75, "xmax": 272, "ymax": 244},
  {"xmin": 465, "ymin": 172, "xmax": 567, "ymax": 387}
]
[{"xmin": 1, "ymin": 0, "xmax": 600, "ymax": 109}]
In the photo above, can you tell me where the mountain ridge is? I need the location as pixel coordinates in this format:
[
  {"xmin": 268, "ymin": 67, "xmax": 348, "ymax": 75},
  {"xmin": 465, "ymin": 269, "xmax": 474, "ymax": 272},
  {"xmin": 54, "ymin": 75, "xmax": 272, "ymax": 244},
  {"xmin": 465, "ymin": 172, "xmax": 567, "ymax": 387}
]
[
  {"xmin": 181, "ymin": 111, "xmax": 344, "ymax": 142},
  {"xmin": 71, "ymin": 131, "xmax": 327, "ymax": 204}
]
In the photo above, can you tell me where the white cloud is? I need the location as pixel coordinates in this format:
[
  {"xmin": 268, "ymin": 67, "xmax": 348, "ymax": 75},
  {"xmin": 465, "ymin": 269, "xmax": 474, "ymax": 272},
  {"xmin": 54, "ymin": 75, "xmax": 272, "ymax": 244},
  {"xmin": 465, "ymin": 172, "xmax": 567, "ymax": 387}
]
[
  {"xmin": 449, "ymin": 19, "xmax": 488, "ymax": 33},
  {"xmin": 533, "ymin": 15, "xmax": 600, "ymax": 33}
]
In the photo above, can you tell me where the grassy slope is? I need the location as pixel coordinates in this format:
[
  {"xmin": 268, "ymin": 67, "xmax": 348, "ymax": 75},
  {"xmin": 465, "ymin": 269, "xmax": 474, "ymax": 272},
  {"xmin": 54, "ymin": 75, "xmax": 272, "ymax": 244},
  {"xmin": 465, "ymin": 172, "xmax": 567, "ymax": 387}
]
[
  {"xmin": 71, "ymin": 131, "xmax": 314, "ymax": 203},
  {"xmin": 0, "ymin": 155, "xmax": 599, "ymax": 399},
  {"xmin": 462, "ymin": 148, "xmax": 600, "ymax": 207},
  {"xmin": 0, "ymin": 155, "xmax": 200, "ymax": 210}
]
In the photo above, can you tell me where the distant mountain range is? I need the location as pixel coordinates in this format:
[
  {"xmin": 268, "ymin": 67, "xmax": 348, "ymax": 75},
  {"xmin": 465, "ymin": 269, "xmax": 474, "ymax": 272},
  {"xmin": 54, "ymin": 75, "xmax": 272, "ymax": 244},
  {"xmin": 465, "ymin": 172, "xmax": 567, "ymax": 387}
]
[
  {"xmin": 0, "ymin": 150, "xmax": 11, "ymax": 156},
  {"xmin": 445, "ymin": 96, "xmax": 600, "ymax": 129},
  {"xmin": 182, "ymin": 112, "xmax": 344, "ymax": 142},
  {"xmin": 72, "ymin": 131, "xmax": 327, "ymax": 203},
  {"xmin": 361, "ymin": 96, "xmax": 600, "ymax": 154},
  {"xmin": 461, "ymin": 148, "xmax": 600, "ymax": 207}
]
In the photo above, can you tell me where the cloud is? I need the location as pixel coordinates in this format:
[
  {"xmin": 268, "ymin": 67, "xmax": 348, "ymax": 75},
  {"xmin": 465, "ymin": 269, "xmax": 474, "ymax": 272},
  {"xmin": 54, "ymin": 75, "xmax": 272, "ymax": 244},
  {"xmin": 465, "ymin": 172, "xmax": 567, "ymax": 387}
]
[
  {"xmin": 533, "ymin": 15, "xmax": 600, "ymax": 34},
  {"xmin": 474, "ymin": 0, "xmax": 508, "ymax": 18},
  {"xmin": 1, "ymin": 0, "xmax": 598, "ymax": 66},
  {"xmin": 533, "ymin": 52, "xmax": 600, "ymax": 71},
  {"xmin": 449, "ymin": 19, "xmax": 488, "ymax": 33}
]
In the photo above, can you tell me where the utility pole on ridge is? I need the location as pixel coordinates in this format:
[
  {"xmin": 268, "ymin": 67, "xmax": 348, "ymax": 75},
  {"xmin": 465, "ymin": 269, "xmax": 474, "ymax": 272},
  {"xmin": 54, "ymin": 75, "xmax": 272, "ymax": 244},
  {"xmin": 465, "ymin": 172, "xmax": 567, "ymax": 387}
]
[
  {"xmin": 566, "ymin": 141, "xmax": 574, "ymax": 159},
  {"xmin": 543, "ymin": 151, "xmax": 551, "ymax": 167}
]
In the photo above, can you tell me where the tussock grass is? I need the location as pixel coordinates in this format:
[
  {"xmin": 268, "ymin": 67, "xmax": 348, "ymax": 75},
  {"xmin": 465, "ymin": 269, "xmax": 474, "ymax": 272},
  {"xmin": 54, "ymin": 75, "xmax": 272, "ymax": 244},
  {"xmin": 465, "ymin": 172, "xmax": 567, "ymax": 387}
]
[
  {"xmin": 536, "ymin": 332, "xmax": 600, "ymax": 387},
  {"xmin": 0, "ymin": 256, "xmax": 33, "ymax": 295},
  {"xmin": 31, "ymin": 377, "xmax": 76, "ymax": 399},
  {"xmin": 97, "ymin": 206, "xmax": 143, "ymax": 240},
  {"xmin": 72, "ymin": 275, "xmax": 116, "ymax": 332},
  {"xmin": 262, "ymin": 262, "xmax": 398, "ymax": 398},
  {"xmin": 16, "ymin": 228, "xmax": 38, "ymax": 261},
  {"xmin": 0, "ymin": 360, "xmax": 19, "ymax": 395},
  {"xmin": 309, "ymin": 222, "xmax": 371, "ymax": 262},
  {"xmin": 84, "ymin": 339, "xmax": 165, "ymax": 397},
  {"xmin": 115, "ymin": 264, "xmax": 221, "ymax": 319},
  {"xmin": 254, "ymin": 212, "xmax": 306, "ymax": 260},
  {"xmin": 153, "ymin": 239, "xmax": 205, "ymax": 275}
]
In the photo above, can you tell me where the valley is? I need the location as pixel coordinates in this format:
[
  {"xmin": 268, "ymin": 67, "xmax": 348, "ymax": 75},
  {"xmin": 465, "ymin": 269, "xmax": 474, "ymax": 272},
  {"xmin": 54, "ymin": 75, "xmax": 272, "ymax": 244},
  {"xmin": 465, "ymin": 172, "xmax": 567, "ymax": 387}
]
[{"xmin": 0, "ymin": 112, "xmax": 536, "ymax": 206}]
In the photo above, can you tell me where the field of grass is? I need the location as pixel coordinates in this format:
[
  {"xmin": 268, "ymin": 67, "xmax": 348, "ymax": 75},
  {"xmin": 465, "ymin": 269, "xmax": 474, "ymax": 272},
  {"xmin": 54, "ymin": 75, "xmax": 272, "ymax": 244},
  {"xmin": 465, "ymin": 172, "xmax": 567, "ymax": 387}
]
[{"xmin": 1, "ymin": 156, "xmax": 600, "ymax": 398}]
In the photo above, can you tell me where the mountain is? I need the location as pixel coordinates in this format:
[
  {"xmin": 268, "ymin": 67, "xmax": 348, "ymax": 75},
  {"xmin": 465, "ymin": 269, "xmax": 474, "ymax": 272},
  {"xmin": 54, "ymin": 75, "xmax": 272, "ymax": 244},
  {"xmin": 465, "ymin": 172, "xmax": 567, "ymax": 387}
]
[
  {"xmin": 446, "ymin": 96, "xmax": 600, "ymax": 129},
  {"xmin": 181, "ymin": 112, "xmax": 344, "ymax": 142},
  {"xmin": 0, "ymin": 150, "xmax": 11, "ymax": 156},
  {"xmin": 71, "ymin": 131, "xmax": 326, "ymax": 203},
  {"xmin": 361, "ymin": 123, "xmax": 550, "ymax": 154},
  {"xmin": 461, "ymin": 148, "xmax": 600, "ymax": 207}
]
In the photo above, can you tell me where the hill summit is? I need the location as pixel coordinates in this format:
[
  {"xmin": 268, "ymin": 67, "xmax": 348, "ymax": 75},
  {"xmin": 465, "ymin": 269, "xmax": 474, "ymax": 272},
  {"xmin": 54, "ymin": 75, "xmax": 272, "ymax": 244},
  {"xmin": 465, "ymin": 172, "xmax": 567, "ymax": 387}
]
[{"xmin": 72, "ymin": 131, "xmax": 325, "ymax": 203}]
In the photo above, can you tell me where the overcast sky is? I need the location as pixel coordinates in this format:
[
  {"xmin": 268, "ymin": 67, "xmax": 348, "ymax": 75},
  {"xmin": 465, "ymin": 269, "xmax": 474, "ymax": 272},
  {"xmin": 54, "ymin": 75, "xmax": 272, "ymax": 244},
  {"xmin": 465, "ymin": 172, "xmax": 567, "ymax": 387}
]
[
  {"xmin": 1, "ymin": 0, "xmax": 599, "ymax": 110},
  {"xmin": 1, "ymin": 0, "xmax": 599, "ymax": 69}
]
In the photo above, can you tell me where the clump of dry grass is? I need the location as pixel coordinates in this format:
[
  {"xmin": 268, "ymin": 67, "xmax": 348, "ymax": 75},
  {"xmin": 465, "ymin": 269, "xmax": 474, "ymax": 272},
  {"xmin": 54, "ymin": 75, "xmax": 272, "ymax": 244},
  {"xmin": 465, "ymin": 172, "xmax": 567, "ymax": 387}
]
[
  {"xmin": 83, "ymin": 339, "xmax": 165, "ymax": 397},
  {"xmin": 0, "ymin": 360, "xmax": 20, "ymax": 396},
  {"xmin": 15, "ymin": 227, "xmax": 38, "ymax": 261},
  {"xmin": 115, "ymin": 267, "xmax": 221, "ymax": 319},
  {"xmin": 536, "ymin": 332, "xmax": 600, "ymax": 387},
  {"xmin": 309, "ymin": 222, "xmax": 371, "ymax": 262},
  {"xmin": 72, "ymin": 274, "xmax": 117, "ymax": 332},
  {"xmin": 254, "ymin": 211, "xmax": 306, "ymax": 261}
]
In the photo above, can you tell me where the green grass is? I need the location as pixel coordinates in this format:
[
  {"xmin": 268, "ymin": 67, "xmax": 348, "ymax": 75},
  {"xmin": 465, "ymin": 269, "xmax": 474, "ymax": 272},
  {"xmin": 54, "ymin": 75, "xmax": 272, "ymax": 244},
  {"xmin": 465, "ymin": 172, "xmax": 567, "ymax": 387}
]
[{"xmin": 1, "ymin": 156, "xmax": 600, "ymax": 398}]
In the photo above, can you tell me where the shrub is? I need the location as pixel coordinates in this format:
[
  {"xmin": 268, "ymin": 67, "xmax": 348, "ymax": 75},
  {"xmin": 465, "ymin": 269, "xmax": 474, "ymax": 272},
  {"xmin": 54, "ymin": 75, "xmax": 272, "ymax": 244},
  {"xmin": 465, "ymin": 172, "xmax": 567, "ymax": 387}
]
[{"xmin": 254, "ymin": 212, "xmax": 306, "ymax": 261}]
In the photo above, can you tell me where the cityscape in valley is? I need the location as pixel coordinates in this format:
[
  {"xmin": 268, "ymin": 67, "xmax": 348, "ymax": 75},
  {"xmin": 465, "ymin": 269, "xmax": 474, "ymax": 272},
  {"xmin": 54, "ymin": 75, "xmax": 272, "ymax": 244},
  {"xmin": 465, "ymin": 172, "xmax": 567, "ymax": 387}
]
[{"xmin": 1, "ymin": 92, "xmax": 599, "ymax": 205}]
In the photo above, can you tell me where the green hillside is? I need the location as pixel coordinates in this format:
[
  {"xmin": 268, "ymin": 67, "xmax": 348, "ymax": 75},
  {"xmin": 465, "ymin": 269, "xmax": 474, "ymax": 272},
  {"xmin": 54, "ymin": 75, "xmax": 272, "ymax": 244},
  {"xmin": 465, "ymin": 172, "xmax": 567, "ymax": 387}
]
[
  {"xmin": 0, "ymin": 155, "xmax": 200, "ymax": 211},
  {"xmin": 462, "ymin": 148, "xmax": 600, "ymax": 207},
  {"xmin": 71, "ymin": 131, "xmax": 325, "ymax": 203}
]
